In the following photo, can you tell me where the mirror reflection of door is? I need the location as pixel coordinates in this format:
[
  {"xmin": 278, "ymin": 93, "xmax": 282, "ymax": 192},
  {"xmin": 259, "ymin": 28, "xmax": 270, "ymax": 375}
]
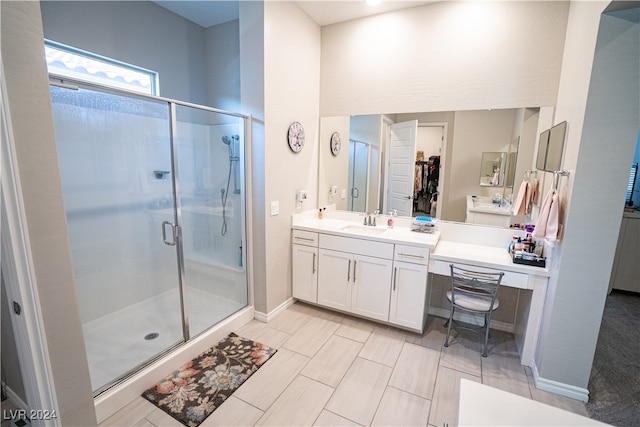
[
  {"xmin": 387, "ymin": 120, "xmax": 418, "ymax": 216},
  {"xmin": 348, "ymin": 139, "xmax": 369, "ymax": 212}
]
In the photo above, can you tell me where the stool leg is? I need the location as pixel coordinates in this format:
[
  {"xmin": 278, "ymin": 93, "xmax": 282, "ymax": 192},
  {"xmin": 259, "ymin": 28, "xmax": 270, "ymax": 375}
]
[
  {"xmin": 482, "ymin": 312, "xmax": 491, "ymax": 357},
  {"xmin": 444, "ymin": 305, "xmax": 455, "ymax": 348}
]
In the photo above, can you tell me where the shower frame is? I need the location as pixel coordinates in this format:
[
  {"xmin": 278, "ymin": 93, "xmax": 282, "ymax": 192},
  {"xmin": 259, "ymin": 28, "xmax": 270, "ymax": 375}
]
[{"xmin": 48, "ymin": 74, "xmax": 254, "ymax": 397}]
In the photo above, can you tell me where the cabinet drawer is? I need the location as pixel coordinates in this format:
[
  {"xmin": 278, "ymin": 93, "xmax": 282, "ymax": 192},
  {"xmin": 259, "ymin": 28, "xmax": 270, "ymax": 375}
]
[
  {"xmin": 319, "ymin": 233, "xmax": 393, "ymax": 259},
  {"xmin": 394, "ymin": 245, "xmax": 430, "ymax": 265},
  {"xmin": 430, "ymin": 260, "xmax": 530, "ymax": 289},
  {"xmin": 292, "ymin": 229, "xmax": 318, "ymax": 247}
]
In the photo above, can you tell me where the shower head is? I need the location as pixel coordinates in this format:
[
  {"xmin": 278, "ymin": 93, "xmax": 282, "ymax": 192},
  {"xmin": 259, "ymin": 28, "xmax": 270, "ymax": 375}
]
[{"xmin": 222, "ymin": 135, "xmax": 232, "ymax": 145}]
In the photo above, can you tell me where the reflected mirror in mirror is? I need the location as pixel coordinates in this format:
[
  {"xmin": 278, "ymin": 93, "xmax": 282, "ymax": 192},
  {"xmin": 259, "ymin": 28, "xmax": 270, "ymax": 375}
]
[
  {"xmin": 545, "ymin": 121, "xmax": 567, "ymax": 172},
  {"xmin": 536, "ymin": 129, "xmax": 550, "ymax": 171},
  {"xmin": 479, "ymin": 152, "xmax": 507, "ymax": 187}
]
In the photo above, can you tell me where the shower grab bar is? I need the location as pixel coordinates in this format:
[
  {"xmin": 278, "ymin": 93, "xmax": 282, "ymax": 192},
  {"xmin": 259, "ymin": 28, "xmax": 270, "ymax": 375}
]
[{"xmin": 162, "ymin": 221, "xmax": 177, "ymax": 246}]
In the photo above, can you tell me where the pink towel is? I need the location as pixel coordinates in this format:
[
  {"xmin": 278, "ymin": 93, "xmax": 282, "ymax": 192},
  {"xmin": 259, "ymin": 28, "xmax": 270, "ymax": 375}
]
[
  {"xmin": 532, "ymin": 189, "xmax": 559, "ymax": 241},
  {"xmin": 512, "ymin": 181, "xmax": 530, "ymax": 215}
]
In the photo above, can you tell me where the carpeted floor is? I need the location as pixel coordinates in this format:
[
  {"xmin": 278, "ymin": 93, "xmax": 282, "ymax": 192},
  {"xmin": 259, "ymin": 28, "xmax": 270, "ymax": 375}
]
[{"xmin": 586, "ymin": 290, "xmax": 640, "ymax": 427}]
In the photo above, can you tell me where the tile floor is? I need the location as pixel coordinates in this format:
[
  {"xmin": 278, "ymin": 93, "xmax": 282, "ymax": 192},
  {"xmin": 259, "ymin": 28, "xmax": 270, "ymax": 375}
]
[{"xmin": 99, "ymin": 302, "xmax": 590, "ymax": 427}]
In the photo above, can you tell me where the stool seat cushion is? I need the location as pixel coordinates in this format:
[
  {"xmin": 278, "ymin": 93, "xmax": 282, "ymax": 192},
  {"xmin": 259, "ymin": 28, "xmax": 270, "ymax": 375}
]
[{"xmin": 446, "ymin": 290, "xmax": 500, "ymax": 312}]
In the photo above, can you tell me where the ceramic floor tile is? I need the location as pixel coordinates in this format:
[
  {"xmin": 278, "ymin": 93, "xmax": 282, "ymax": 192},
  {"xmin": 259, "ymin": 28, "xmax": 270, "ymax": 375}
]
[
  {"xmin": 388, "ymin": 342, "xmax": 440, "ymax": 399},
  {"xmin": 292, "ymin": 302, "xmax": 347, "ymax": 323},
  {"xmin": 133, "ymin": 419, "xmax": 156, "ymax": 427},
  {"xmin": 199, "ymin": 396, "xmax": 263, "ymax": 426},
  {"xmin": 98, "ymin": 396, "xmax": 156, "ymax": 426},
  {"xmin": 371, "ymin": 386, "xmax": 431, "ymax": 427},
  {"xmin": 482, "ymin": 351, "xmax": 531, "ymax": 399},
  {"xmin": 358, "ymin": 325, "xmax": 407, "ymax": 367},
  {"xmin": 428, "ymin": 366, "xmax": 481, "ymax": 427},
  {"xmin": 267, "ymin": 305, "xmax": 314, "ymax": 335},
  {"xmin": 236, "ymin": 322, "xmax": 292, "ymax": 349},
  {"xmin": 282, "ymin": 316, "xmax": 340, "ymax": 357},
  {"xmin": 232, "ymin": 348, "xmax": 310, "ymax": 410},
  {"xmin": 145, "ymin": 408, "xmax": 184, "ymax": 427},
  {"xmin": 325, "ymin": 357, "xmax": 393, "ymax": 426},
  {"xmin": 302, "ymin": 335, "xmax": 363, "ymax": 387},
  {"xmin": 405, "ymin": 315, "xmax": 446, "ymax": 351},
  {"xmin": 334, "ymin": 316, "xmax": 375, "ymax": 343},
  {"xmin": 313, "ymin": 410, "xmax": 362, "ymax": 426},
  {"xmin": 439, "ymin": 329, "xmax": 482, "ymax": 377},
  {"xmin": 256, "ymin": 375, "xmax": 334, "ymax": 426}
]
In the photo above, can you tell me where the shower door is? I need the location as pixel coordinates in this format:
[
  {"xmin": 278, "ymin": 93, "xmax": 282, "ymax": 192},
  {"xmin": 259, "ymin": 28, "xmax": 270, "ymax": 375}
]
[
  {"xmin": 50, "ymin": 85, "xmax": 184, "ymax": 392},
  {"xmin": 173, "ymin": 104, "xmax": 248, "ymax": 338},
  {"xmin": 50, "ymin": 83, "xmax": 249, "ymax": 394}
]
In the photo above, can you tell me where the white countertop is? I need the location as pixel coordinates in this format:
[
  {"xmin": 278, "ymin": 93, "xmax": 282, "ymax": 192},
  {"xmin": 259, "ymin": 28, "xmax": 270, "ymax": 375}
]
[
  {"xmin": 292, "ymin": 218, "xmax": 440, "ymax": 248},
  {"xmin": 431, "ymin": 240, "xmax": 550, "ymax": 277},
  {"xmin": 458, "ymin": 379, "xmax": 608, "ymax": 426}
]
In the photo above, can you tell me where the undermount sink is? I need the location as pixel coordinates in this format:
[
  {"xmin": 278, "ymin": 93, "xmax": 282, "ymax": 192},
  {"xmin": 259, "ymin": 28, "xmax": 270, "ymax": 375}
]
[{"xmin": 341, "ymin": 224, "xmax": 388, "ymax": 235}]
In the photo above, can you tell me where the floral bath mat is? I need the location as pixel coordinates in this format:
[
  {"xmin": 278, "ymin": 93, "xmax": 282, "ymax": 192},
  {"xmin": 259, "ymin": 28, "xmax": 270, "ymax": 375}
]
[{"xmin": 142, "ymin": 333, "xmax": 276, "ymax": 427}]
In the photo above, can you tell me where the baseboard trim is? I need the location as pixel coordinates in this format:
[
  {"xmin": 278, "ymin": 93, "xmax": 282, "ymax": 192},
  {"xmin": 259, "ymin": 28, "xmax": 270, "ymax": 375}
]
[
  {"xmin": 429, "ymin": 307, "xmax": 515, "ymax": 334},
  {"xmin": 530, "ymin": 362, "xmax": 589, "ymax": 402},
  {"xmin": 254, "ymin": 298, "xmax": 295, "ymax": 323}
]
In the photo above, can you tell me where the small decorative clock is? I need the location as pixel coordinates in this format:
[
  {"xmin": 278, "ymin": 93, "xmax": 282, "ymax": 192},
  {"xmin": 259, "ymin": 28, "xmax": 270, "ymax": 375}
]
[
  {"xmin": 330, "ymin": 132, "xmax": 341, "ymax": 156},
  {"xmin": 287, "ymin": 122, "xmax": 305, "ymax": 153}
]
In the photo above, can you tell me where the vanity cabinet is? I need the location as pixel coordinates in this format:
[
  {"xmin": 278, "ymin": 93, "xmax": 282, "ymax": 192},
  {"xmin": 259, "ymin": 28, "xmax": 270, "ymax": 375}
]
[
  {"xmin": 389, "ymin": 245, "xmax": 430, "ymax": 330},
  {"xmin": 317, "ymin": 234, "xmax": 394, "ymax": 322},
  {"xmin": 291, "ymin": 227, "xmax": 431, "ymax": 332},
  {"xmin": 292, "ymin": 230, "xmax": 319, "ymax": 303}
]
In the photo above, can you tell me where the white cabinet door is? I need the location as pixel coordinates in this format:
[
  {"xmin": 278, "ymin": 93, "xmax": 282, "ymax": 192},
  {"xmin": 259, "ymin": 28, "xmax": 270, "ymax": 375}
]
[
  {"xmin": 389, "ymin": 261, "xmax": 428, "ymax": 331},
  {"xmin": 317, "ymin": 249, "xmax": 352, "ymax": 312},
  {"xmin": 351, "ymin": 254, "xmax": 393, "ymax": 322},
  {"xmin": 292, "ymin": 244, "xmax": 318, "ymax": 303}
]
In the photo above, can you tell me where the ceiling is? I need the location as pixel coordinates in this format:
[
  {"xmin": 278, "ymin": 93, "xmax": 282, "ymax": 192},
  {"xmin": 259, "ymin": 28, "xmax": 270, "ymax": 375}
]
[{"xmin": 152, "ymin": 1, "xmax": 435, "ymax": 28}]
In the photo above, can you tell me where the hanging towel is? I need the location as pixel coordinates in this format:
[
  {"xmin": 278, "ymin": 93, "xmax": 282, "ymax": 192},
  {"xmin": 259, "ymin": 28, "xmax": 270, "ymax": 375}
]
[
  {"xmin": 531, "ymin": 178, "xmax": 540, "ymax": 205},
  {"xmin": 532, "ymin": 189, "xmax": 559, "ymax": 241},
  {"xmin": 512, "ymin": 181, "xmax": 530, "ymax": 215}
]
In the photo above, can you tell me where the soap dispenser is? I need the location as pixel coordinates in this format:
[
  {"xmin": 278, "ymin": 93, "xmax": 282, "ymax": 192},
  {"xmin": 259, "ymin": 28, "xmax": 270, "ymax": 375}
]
[{"xmin": 387, "ymin": 212, "xmax": 394, "ymax": 229}]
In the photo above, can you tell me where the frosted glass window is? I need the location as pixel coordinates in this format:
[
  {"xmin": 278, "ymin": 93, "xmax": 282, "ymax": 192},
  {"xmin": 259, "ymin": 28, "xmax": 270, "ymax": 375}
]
[{"xmin": 45, "ymin": 40, "xmax": 158, "ymax": 95}]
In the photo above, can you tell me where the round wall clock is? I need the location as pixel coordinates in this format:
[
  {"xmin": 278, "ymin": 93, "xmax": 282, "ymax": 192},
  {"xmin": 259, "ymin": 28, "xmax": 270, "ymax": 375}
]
[
  {"xmin": 287, "ymin": 122, "xmax": 305, "ymax": 153},
  {"xmin": 330, "ymin": 132, "xmax": 341, "ymax": 156}
]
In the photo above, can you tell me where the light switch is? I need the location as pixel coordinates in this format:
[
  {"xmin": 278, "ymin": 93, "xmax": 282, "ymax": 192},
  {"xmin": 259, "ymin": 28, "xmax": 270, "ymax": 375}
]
[
  {"xmin": 341, "ymin": 189, "xmax": 347, "ymax": 199},
  {"xmin": 270, "ymin": 201, "xmax": 279, "ymax": 216}
]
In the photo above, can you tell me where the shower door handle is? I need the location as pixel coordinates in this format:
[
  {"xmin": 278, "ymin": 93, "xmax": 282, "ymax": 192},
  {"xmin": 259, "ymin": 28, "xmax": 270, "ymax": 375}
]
[{"xmin": 162, "ymin": 221, "xmax": 177, "ymax": 246}]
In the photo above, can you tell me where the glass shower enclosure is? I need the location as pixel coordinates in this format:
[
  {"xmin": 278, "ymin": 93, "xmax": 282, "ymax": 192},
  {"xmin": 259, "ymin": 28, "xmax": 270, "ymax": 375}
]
[{"xmin": 49, "ymin": 81, "xmax": 249, "ymax": 394}]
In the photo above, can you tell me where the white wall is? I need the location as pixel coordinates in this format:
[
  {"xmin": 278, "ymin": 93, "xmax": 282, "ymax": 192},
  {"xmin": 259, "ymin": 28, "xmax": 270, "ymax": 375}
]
[
  {"xmin": 206, "ymin": 19, "xmax": 241, "ymax": 111},
  {"xmin": 535, "ymin": 1, "xmax": 640, "ymax": 393},
  {"xmin": 40, "ymin": 1, "xmax": 209, "ymax": 105},
  {"xmin": 320, "ymin": 1, "xmax": 569, "ymax": 116},
  {"xmin": 263, "ymin": 1, "xmax": 321, "ymax": 313}
]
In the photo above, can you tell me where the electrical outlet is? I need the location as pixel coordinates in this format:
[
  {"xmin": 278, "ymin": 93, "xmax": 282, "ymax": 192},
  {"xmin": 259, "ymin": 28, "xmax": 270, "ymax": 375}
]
[
  {"xmin": 341, "ymin": 189, "xmax": 347, "ymax": 199},
  {"xmin": 270, "ymin": 201, "xmax": 279, "ymax": 216}
]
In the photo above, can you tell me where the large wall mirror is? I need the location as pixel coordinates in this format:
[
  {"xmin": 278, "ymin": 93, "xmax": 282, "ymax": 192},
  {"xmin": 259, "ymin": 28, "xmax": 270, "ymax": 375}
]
[{"xmin": 319, "ymin": 107, "xmax": 551, "ymax": 225}]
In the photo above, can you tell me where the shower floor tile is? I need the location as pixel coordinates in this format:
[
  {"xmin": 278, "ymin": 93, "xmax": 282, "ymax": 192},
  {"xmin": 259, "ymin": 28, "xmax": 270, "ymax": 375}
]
[{"xmin": 83, "ymin": 288, "xmax": 244, "ymax": 391}]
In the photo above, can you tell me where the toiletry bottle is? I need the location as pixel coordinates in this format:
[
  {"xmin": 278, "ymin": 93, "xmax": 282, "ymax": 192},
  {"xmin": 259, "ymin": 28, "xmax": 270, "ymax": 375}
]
[
  {"xmin": 387, "ymin": 212, "xmax": 394, "ymax": 229},
  {"xmin": 515, "ymin": 238, "xmax": 524, "ymax": 252},
  {"xmin": 318, "ymin": 208, "xmax": 323, "ymax": 219}
]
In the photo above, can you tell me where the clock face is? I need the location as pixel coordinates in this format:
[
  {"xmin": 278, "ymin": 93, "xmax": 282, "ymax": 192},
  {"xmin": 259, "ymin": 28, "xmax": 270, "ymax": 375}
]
[
  {"xmin": 330, "ymin": 132, "xmax": 341, "ymax": 156},
  {"xmin": 288, "ymin": 122, "xmax": 305, "ymax": 153}
]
